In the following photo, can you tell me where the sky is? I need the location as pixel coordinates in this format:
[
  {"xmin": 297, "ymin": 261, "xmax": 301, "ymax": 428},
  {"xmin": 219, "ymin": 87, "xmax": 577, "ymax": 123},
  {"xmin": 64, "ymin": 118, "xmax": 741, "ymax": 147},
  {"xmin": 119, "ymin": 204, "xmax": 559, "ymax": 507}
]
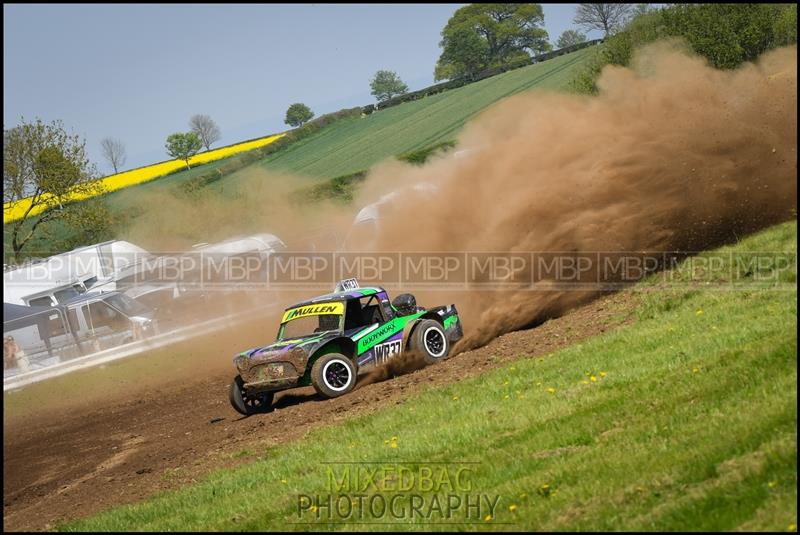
[{"xmin": 4, "ymin": 4, "xmax": 601, "ymax": 173}]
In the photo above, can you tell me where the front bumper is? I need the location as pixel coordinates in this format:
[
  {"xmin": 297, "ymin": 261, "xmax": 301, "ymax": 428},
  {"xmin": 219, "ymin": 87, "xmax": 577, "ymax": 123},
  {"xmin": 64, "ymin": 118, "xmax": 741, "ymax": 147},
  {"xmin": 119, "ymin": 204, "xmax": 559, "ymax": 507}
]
[
  {"xmin": 241, "ymin": 361, "xmax": 301, "ymax": 392},
  {"xmin": 235, "ymin": 348, "xmax": 308, "ymax": 392}
]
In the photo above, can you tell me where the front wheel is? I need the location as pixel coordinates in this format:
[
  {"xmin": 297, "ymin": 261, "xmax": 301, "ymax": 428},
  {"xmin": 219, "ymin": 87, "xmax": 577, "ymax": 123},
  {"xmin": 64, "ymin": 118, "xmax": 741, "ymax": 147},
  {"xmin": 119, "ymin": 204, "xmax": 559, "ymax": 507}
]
[
  {"xmin": 311, "ymin": 353, "xmax": 357, "ymax": 399},
  {"xmin": 409, "ymin": 319, "xmax": 450, "ymax": 365},
  {"xmin": 229, "ymin": 375, "xmax": 274, "ymax": 416}
]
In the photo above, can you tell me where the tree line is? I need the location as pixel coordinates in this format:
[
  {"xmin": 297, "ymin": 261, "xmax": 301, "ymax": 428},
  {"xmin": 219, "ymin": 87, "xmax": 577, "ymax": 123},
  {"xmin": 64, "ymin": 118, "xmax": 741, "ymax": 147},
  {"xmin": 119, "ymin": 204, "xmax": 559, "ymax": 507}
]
[{"xmin": 286, "ymin": 3, "xmax": 618, "ymax": 120}]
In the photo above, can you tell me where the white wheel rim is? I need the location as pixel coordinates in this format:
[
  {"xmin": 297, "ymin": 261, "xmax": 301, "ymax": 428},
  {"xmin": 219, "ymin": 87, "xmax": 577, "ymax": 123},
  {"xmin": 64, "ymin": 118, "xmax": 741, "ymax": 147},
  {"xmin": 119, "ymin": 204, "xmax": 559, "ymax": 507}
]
[
  {"xmin": 423, "ymin": 326, "xmax": 447, "ymax": 358},
  {"xmin": 322, "ymin": 359, "xmax": 352, "ymax": 392}
]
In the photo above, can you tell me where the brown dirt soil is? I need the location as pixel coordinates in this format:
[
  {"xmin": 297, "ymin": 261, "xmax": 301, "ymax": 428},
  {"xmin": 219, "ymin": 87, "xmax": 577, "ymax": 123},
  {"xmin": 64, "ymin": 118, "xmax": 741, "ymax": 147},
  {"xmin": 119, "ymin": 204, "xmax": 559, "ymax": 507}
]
[{"xmin": 3, "ymin": 291, "xmax": 635, "ymax": 532}]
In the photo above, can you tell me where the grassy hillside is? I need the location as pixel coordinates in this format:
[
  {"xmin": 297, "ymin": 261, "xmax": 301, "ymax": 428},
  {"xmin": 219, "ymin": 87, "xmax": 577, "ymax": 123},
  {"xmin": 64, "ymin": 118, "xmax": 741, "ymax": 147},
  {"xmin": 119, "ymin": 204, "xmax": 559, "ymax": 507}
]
[
  {"xmin": 61, "ymin": 221, "xmax": 797, "ymax": 531},
  {"xmin": 243, "ymin": 47, "xmax": 592, "ymax": 181}
]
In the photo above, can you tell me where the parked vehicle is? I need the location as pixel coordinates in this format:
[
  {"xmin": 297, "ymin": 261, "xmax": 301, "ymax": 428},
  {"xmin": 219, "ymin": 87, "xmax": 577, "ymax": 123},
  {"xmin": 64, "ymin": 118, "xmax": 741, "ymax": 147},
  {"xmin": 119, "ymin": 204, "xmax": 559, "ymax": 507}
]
[
  {"xmin": 344, "ymin": 183, "xmax": 439, "ymax": 250},
  {"xmin": 3, "ymin": 291, "xmax": 158, "ymax": 373}
]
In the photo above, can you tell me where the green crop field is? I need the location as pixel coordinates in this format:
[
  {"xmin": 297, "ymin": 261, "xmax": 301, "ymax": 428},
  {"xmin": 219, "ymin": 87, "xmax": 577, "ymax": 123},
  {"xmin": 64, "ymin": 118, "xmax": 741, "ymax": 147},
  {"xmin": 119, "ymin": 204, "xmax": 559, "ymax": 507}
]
[
  {"xmin": 227, "ymin": 47, "xmax": 593, "ymax": 186},
  {"xmin": 61, "ymin": 220, "xmax": 797, "ymax": 531}
]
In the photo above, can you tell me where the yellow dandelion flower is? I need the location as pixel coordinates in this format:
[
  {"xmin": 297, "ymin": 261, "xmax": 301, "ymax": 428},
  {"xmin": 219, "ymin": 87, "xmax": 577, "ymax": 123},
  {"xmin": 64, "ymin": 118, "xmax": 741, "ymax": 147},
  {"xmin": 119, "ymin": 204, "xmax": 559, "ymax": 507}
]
[
  {"xmin": 590, "ymin": 375, "xmax": 597, "ymax": 382},
  {"xmin": 384, "ymin": 439, "xmax": 390, "ymax": 444},
  {"xmin": 547, "ymin": 387, "xmax": 556, "ymax": 394},
  {"xmin": 390, "ymin": 442, "xmax": 398, "ymax": 449},
  {"xmin": 484, "ymin": 514, "xmax": 493, "ymax": 522},
  {"xmin": 509, "ymin": 504, "xmax": 518, "ymax": 512},
  {"xmin": 696, "ymin": 309, "xmax": 704, "ymax": 316},
  {"xmin": 453, "ymin": 395, "xmax": 460, "ymax": 401},
  {"xmin": 581, "ymin": 380, "xmax": 589, "ymax": 385},
  {"xmin": 787, "ymin": 524, "xmax": 796, "ymax": 532},
  {"xmin": 310, "ymin": 505, "xmax": 318, "ymax": 513},
  {"xmin": 504, "ymin": 380, "xmax": 510, "ymax": 385},
  {"xmin": 281, "ymin": 479, "xmax": 287, "ymax": 484},
  {"xmin": 693, "ymin": 367, "xmax": 700, "ymax": 373},
  {"xmin": 768, "ymin": 481, "xmax": 778, "ymax": 488},
  {"xmin": 391, "ymin": 436, "xmax": 397, "ymax": 441},
  {"xmin": 504, "ymin": 394, "xmax": 510, "ymax": 400},
  {"xmin": 599, "ymin": 371, "xmax": 607, "ymax": 377}
]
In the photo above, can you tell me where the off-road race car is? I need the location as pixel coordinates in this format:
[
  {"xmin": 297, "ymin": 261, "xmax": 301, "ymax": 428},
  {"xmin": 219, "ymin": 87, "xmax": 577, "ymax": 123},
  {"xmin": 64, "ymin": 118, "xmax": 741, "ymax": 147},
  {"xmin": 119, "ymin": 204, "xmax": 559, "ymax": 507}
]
[{"xmin": 228, "ymin": 279, "xmax": 463, "ymax": 415}]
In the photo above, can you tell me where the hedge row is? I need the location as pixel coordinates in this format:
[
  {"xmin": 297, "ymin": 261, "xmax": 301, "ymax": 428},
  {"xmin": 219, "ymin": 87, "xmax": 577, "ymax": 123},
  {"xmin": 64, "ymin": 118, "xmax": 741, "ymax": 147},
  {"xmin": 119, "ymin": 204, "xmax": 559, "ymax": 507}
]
[
  {"xmin": 362, "ymin": 40, "xmax": 602, "ymax": 115},
  {"xmin": 570, "ymin": 3, "xmax": 798, "ymax": 94}
]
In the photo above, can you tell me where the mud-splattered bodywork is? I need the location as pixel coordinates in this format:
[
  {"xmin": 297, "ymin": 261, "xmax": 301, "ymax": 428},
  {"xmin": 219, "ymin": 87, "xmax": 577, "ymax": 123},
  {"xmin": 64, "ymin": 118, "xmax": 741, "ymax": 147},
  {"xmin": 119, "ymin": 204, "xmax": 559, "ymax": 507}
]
[
  {"xmin": 233, "ymin": 331, "xmax": 346, "ymax": 392},
  {"xmin": 233, "ymin": 287, "xmax": 463, "ymax": 393}
]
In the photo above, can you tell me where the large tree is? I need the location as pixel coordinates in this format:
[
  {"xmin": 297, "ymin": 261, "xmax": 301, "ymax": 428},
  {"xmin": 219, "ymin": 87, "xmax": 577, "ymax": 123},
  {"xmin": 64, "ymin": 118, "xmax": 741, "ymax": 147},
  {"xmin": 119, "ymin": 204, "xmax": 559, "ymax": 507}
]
[
  {"xmin": 189, "ymin": 114, "xmax": 222, "ymax": 151},
  {"xmin": 100, "ymin": 137, "xmax": 126, "ymax": 174},
  {"xmin": 165, "ymin": 132, "xmax": 203, "ymax": 170},
  {"xmin": 284, "ymin": 103, "xmax": 314, "ymax": 127},
  {"xmin": 370, "ymin": 70, "xmax": 409, "ymax": 103},
  {"xmin": 573, "ymin": 3, "xmax": 633, "ymax": 37},
  {"xmin": 434, "ymin": 3, "xmax": 551, "ymax": 81},
  {"xmin": 555, "ymin": 29, "xmax": 587, "ymax": 49},
  {"xmin": 4, "ymin": 118, "xmax": 104, "ymax": 262}
]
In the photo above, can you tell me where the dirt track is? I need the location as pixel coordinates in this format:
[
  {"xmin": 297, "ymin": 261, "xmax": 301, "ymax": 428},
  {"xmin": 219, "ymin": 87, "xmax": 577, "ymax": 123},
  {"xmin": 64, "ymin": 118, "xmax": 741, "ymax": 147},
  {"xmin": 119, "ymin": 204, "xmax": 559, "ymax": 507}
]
[{"xmin": 3, "ymin": 291, "xmax": 633, "ymax": 531}]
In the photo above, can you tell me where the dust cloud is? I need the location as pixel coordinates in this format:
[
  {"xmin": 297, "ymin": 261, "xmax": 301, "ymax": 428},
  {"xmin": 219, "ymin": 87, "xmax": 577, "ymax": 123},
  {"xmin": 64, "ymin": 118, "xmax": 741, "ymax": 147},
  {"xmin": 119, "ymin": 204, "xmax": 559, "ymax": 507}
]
[
  {"xmin": 118, "ymin": 42, "xmax": 796, "ymax": 356},
  {"xmin": 357, "ymin": 350, "xmax": 430, "ymax": 388},
  {"xmin": 356, "ymin": 42, "xmax": 797, "ymax": 351}
]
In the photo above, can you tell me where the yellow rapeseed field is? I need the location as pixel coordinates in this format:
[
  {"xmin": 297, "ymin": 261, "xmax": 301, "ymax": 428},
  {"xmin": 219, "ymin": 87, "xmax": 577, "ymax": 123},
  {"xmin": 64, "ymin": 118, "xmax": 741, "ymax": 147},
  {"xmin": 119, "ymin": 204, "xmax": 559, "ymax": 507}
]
[{"xmin": 3, "ymin": 133, "xmax": 285, "ymax": 224}]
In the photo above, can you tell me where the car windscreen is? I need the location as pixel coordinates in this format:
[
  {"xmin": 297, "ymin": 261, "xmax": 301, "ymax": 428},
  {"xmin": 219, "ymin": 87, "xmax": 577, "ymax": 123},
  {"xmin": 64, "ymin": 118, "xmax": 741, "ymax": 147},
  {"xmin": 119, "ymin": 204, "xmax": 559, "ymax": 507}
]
[{"xmin": 278, "ymin": 302, "xmax": 344, "ymax": 340}]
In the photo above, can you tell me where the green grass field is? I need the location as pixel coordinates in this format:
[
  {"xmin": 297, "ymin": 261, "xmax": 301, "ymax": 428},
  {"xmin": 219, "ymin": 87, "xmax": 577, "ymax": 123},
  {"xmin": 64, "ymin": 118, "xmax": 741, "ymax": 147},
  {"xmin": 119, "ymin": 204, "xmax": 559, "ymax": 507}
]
[
  {"xmin": 251, "ymin": 48, "xmax": 592, "ymax": 180},
  {"xmin": 61, "ymin": 220, "xmax": 797, "ymax": 531}
]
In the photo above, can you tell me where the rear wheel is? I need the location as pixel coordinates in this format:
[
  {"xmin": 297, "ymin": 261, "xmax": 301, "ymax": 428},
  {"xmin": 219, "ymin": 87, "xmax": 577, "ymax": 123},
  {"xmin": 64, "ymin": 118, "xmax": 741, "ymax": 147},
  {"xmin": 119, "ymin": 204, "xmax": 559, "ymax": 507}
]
[
  {"xmin": 410, "ymin": 319, "xmax": 450, "ymax": 364},
  {"xmin": 311, "ymin": 353, "xmax": 357, "ymax": 398},
  {"xmin": 229, "ymin": 375, "xmax": 274, "ymax": 416}
]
